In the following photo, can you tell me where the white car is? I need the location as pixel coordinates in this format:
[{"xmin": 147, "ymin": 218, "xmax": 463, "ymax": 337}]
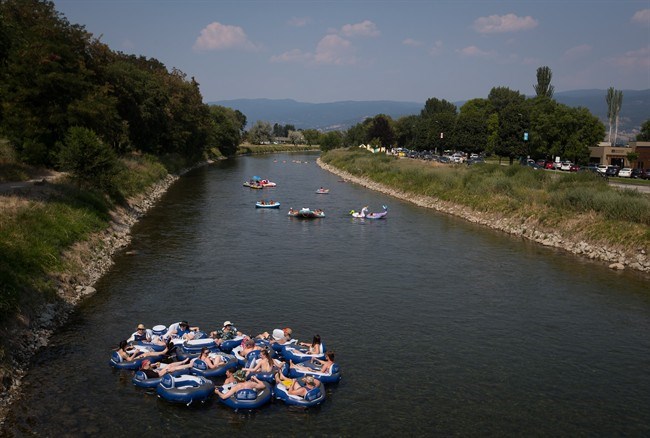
[
  {"xmin": 560, "ymin": 161, "xmax": 573, "ymax": 171},
  {"xmin": 596, "ymin": 164, "xmax": 608, "ymax": 174},
  {"xmin": 618, "ymin": 168, "xmax": 633, "ymax": 178}
]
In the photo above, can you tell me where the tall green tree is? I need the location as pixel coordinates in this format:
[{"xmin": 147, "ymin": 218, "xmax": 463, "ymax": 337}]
[
  {"xmin": 320, "ymin": 131, "xmax": 343, "ymax": 151},
  {"xmin": 208, "ymin": 105, "xmax": 242, "ymax": 156},
  {"xmin": 302, "ymin": 129, "xmax": 320, "ymax": 146},
  {"xmin": 248, "ymin": 121, "xmax": 273, "ymax": 144},
  {"xmin": 487, "ymin": 87, "xmax": 528, "ymax": 163},
  {"xmin": 455, "ymin": 99, "xmax": 490, "ymax": 154},
  {"xmin": 637, "ymin": 120, "xmax": 650, "ymax": 141},
  {"xmin": 365, "ymin": 114, "xmax": 395, "ymax": 148},
  {"xmin": 534, "ymin": 66, "xmax": 554, "ymax": 98},
  {"xmin": 606, "ymin": 87, "xmax": 623, "ymax": 145},
  {"xmin": 58, "ymin": 126, "xmax": 119, "ymax": 192}
]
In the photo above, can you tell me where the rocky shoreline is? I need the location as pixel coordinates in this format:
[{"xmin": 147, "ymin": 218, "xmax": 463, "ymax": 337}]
[
  {"xmin": 317, "ymin": 158, "xmax": 649, "ymax": 274},
  {"xmin": 0, "ymin": 161, "xmax": 207, "ymax": 424}
]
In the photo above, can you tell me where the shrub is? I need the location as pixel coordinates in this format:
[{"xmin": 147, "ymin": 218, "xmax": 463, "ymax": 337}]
[{"xmin": 58, "ymin": 127, "xmax": 119, "ymax": 193}]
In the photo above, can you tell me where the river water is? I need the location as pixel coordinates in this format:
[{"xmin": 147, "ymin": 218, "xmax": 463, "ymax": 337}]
[{"xmin": 3, "ymin": 152, "xmax": 650, "ymax": 436}]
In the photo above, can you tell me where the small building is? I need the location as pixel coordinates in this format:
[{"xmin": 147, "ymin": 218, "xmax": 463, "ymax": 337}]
[
  {"xmin": 628, "ymin": 141, "xmax": 650, "ymax": 169},
  {"xmin": 588, "ymin": 141, "xmax": 650, "ymax": 168}
]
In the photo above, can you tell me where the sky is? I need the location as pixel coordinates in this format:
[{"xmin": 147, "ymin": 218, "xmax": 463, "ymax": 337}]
[{"xmin": 53, "ymin": 0, "xmax": 650, "ymax": 104}]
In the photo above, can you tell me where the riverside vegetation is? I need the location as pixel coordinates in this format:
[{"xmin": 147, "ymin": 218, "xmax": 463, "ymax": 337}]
[{"xmin": 320, "ymin": 148, "xmax": 649, "ymax": 272}]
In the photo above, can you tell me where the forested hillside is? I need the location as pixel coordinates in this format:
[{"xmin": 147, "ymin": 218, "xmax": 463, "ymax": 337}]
[{"xmin": 0, "ymin": 0, "xmax": 245, "ymax": 188}]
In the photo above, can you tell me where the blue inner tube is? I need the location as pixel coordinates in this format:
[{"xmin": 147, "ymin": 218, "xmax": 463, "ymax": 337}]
[
  {"xmin": 274, "ymin": 381, "xmax": 326, "ymax": 407},
  {"xmin": 156, "ymin": 374, "xmax": 215, "ymax": 405},
  {"xmin": 281, "ymin": 342, "xmax": 326, "ymax": 363},
  {"xmin": 191, "ymin": 355, "xmax": 238, "ymax": 378},
  {"xmin": 288, "ymin": 362, "xmax": 341, "ymax": 384},
  {"xmin": 109, "ymin": 351, "xmax": 163, "ymax": 370},
  {"xmin": 132, "ymin": 367, "xmax": 191, "ymax": 388},
  {"xmin": 216, "ymin": 382, "xmax": 273, "ymax": 410}
]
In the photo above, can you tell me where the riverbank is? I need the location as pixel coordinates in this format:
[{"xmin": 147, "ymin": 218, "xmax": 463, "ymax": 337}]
[
  {"xmin": 317, "ymin": 158, "xmax": 650, "ymax": 274},
  {"xmin": 0, "ymin": 160, "xmax": 210, "ymax": 423}
]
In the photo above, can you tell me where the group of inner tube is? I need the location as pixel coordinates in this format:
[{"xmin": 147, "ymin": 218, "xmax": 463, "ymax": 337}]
[{"xmin": 109, "ymin": 320, "xmax": 341, "ymax": 408}]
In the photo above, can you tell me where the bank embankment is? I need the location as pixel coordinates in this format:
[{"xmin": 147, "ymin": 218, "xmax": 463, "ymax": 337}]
[
  {"xmin": 317, "ymin": 156, "xmax": 650, "ymax": 275},
  {"xmin": 0, "ymin": 161, "xmax": 204, "ymax": 422}
]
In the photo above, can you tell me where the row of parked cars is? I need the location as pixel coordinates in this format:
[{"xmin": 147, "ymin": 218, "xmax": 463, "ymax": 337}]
[
  {"xmin": 526, "ymin": 160, "xmax": 650, "ymax": 179},
  {"xmin": 596, "ymin": 165, "xmax": 650, "ymax": 179}
]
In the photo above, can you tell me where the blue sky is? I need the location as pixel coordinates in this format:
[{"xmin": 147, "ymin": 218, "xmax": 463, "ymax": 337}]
[{"xmin": 54, "ymin": 0, "xmax": 649, "ymax": 104}]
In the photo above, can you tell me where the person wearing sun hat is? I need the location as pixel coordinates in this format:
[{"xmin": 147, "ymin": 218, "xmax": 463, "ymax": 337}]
[
  {"xmin": 210, "ymin": 320, "xmax": 241, "ymax": 345},
  {"xmin": 165, "ymin": 320, "xmax": 200, "ymax": 340}
]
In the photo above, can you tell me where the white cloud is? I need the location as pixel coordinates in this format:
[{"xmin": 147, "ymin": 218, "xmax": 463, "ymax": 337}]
[
  {"xmin": 458, "ymin": 45, "xmax": 495, "ymax": 57},
  {"xmin": 403, "ymin": 38, "xmax": 423, "ymax": 47},
  {"xmin": 563, "ymin": 44, "xmax": 592, "ymax": 59},
  {"xmin": 193, "ymin": 22, "xmax": 256, "ymax": 51},
  {"xmin": 631, "ymin": 9, "xmax": 650, "ymax": 25},
  {"xmin": 314, "ymin": 34, "xmax": 356, "ymax": 65},
  {"xmin": 340, "ymin": 20, "xmax": 380, "ymax": 37},
  {"xmin": 606, "ymin": 46, "xmax": 650, "ymax": 68},
  {"xmin": 429, "ymin": 40, "xmax": 443, "ymax": 56},
  {"xmin": 271, "ymin": 34, "xmax": 356, "ymax": 65},
  {"xmin": 473, "ymin": 13, "xmax": 538, "ymax": 34},
  {"xmin": 288, "ymin": 17, "xmax": 310, "ymax": 27},
  {"xmin": 270, "ymin": 49, "xmax": 311, "ymax": 63}
]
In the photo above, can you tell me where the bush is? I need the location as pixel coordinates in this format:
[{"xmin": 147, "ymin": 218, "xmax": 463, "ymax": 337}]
[{"xmin": 58, "ymin": 127, "xmax": 119, "ymax": 193}]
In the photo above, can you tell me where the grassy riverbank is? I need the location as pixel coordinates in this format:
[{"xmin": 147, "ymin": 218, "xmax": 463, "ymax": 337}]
[
  {"xmin": 237, "ymin": 143, "xmax": 320, "ymax": 155},
  {"xmin": 0, "ymin": 153, "xmax": 171, "ymax": 330},
  {"xmin": 321, "ymin": 148, "xmax": 650, "ymax": 252}
]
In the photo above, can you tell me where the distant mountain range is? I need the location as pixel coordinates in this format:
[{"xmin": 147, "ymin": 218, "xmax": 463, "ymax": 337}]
[{"xmin": 212, "ymin": 89, "xmax": 649, "ymax": 133}]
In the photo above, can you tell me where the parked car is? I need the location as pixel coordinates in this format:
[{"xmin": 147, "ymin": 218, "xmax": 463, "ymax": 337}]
[
  {"xmin": 596, "ymin": 164, "xmax": 608, "ymax": 174},
  {"xmin": 526, "ymin": 161, "xmax": 542, "ymax": 170},
  {"xmin": 618, "ymin": 168, "xmax": 633, "ymax": 178},
  {"xmin": 569, "ymin": 164, "xmax": 580, "ymax": 172},
  {"xmin": 544, "ymin": 162, "xmax": 555, "ymax": 169},
  {"xmin": 605, "ymin": 166, "xmax": 620, "ymax": 177},
  {"xmin": 631, "ymin": 168, "xmax": 645, "ymax": 179},
  {"xmin": 560, "ymin": 161, "xmax": 573, "ymax": 171},
  {"xmin": 581, "ymin": 164, "xmax": 598, "ymax": 173},
  {"xmin": 641, "ymin": 169, "xmax": 650, "ymax": 180}
]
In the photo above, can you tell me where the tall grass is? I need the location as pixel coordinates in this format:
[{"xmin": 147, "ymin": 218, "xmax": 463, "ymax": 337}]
[
  {"xmin": 0, "ymin": 189, "xmax": 110, "ymax": 320},
  {"xmin": 0, "ymin": 153, "xmax": 171, "ymax": 322},
  {"xmin": 322, "ymin": 149, "xmax": 650, "ymax": 246}
]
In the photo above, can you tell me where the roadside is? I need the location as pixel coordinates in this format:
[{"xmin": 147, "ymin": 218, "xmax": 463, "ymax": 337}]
[{"xmin": 609, "ymin": 182, "xmax": 650, "ymax": 194}]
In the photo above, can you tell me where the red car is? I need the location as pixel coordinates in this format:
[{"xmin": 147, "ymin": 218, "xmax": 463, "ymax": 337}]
[
  {"xmin": 569, "ymin": 164, "xmax": 580, "ymax": 172},
  {"xmin": 544, "ymin": 162, "xmax": 555, "ymax": 169}
]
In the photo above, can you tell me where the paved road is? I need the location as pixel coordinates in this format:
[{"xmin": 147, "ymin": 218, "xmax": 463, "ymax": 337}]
[{"xmin": 609, "ymin": 182, "xmax": 650, "ymax": 194}]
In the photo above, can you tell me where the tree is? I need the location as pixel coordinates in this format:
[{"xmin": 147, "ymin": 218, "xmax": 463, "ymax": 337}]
[
  {"xmin": 208, "ymin": 105, "xmax": 242, "ymax": 156},
  {"xmin": 487, "ymin": 87, "xmax": 527, "ymax": 163},
  {"xmin": 343, "ymin": 123, "xmax": 366, "ymax": 147},
  {"xmin": 534, "ymin": 66, "xmax": 554, "ymax": 98},
  {"xmin": 606, "ymin": 87, "xmax": 623, "ymax": 145},
  {"xmin": 302, "ymin": 129, "xmax": 320, "ymax": 146},
  {"xmin": 320, "ymin": 131, "xmax": 343, "ymax": 151},
  {"xmin": 455, "ymin": 99, "xmax": 490, "ymax": 154},
  {"xmin": 58, "ymin": 127, "xmax": 119, "ymax": 192},
  {"xmin": 613, "ymin": 89, "xmax": 623, "ymax": 145},
  {"xmin": 365, "ymin": 115, "xmax": 394, "ymax": 148},
  {"xmin": 288, "ymin": 130, "xmax": 304, "ymax": 145},
  {"xmin": 637, "ymin": 120, "xmax": 650, "ymax": 141},
  {"xmin": 247, "ymin": 121, "xmax": 272, "ymax": 144}
]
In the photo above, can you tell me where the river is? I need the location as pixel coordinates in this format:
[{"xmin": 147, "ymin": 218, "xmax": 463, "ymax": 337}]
[{"xmin": 3, "ymin": 152, "xmax": 649, "ymax": 436}]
